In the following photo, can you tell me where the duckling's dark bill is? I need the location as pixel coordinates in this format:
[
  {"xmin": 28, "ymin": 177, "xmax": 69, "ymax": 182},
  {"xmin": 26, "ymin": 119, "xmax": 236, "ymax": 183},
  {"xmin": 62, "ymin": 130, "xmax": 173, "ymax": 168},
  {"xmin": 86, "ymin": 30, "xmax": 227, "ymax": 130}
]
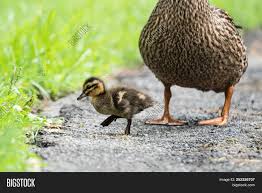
[{"xmin": 77, "ymin": 92, "xmax": 86, "ymax": 100}]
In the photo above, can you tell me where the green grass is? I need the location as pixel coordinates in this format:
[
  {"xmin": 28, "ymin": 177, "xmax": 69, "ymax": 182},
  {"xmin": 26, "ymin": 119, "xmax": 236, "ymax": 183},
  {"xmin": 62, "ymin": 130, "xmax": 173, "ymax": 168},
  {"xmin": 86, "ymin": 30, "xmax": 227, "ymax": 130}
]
[{"xmin": 0, "ymin": 0, "xmax": 261, "ymax": 171}]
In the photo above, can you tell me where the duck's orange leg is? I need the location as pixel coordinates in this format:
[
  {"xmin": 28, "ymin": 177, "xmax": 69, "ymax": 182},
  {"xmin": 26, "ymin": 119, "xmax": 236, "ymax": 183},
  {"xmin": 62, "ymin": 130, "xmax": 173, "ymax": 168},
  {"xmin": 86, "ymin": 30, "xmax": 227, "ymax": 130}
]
[
  {"xmin": 146, "ymin": 85, "xmax": 186, "ymax": 126},
  {"xmin": 198, "ymin": 86, "xmax": 234, "ymax": 126}
]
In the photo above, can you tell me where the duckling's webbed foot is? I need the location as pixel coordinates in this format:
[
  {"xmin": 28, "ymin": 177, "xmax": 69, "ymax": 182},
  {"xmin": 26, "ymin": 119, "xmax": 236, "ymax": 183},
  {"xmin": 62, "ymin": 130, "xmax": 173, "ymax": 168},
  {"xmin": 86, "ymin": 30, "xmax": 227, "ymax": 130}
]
[
  {"xmin": 124, "ymin": 119, "xmax": 132, "ymax": 135},
  {"xmin": 101, "ymin": 115, "xmax": 120, "ymax": 127},
  {"xmin": 198, "ymin": 86, "xmax": 234, "ymax": 126},
  {"xmin": 146, "ymin": 85, "xmax": 187, "ymax": 126}
]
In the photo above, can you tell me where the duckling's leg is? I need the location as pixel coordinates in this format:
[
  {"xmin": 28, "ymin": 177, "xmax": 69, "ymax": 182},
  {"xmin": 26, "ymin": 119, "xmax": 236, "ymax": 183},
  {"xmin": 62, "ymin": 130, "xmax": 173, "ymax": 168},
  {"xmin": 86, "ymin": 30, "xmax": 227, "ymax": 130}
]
[
  {"xmin": 124, "ymin": 119, "xmax": 132, "ymax": 135},
  {"xmin": 198, "ymin": 86, "xmax": 234, "ymax": 126},
  {"xmin": 101, "ymin": 115, "xmax": 120, "ymax": 127},
  {"xmin": 146, "ymin": 85, "xmax": 186, "ymax": 126}
]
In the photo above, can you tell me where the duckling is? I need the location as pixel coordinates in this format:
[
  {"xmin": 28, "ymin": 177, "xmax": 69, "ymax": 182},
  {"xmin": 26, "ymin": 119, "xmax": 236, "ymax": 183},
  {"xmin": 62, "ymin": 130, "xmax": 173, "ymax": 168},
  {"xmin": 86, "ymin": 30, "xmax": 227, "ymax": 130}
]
[
  {"xmin": 77, "ymin": 77, "xmax": 154, "ymax": 135},
  {"xmin": 139, "ymin": 0, "xmax": 248, "ymax": 126}
]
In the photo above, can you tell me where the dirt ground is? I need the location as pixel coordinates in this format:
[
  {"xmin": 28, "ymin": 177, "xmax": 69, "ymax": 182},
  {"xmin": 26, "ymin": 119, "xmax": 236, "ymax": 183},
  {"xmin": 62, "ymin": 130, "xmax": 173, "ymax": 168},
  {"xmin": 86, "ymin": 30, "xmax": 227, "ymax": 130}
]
[{"xmin": 33, "ymin": 31, "xmax": 262, "ymax": 172}]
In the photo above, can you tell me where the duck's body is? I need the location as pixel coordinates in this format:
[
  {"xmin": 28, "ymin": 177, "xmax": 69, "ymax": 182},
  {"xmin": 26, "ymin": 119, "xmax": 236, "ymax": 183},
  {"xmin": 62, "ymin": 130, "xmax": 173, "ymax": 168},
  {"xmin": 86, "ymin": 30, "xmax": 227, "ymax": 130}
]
[
  {"xmin": 139, "ymin": 0, "xmax": 248, "ymax": 125},
  {"xmin": 139, "ymin": 0, "xmax": 247, "ymax": 92},
  {"xmin": 77, "ymin": 77, "xmax": 153, "ymax": 135},
  {"xmin": 91, "ymin": 87, "xmax": 153, "ymax": 119}
]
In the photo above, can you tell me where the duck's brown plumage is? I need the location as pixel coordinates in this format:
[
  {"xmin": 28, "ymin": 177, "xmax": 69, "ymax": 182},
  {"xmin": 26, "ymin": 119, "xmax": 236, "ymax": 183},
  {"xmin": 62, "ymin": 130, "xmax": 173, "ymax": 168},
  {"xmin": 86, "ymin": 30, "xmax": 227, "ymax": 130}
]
[
  {"xmin": 139, "ymin": 0, "xmax": 248, "ymax": 126},
  {"xmin": 139, "ymin": 0, "xmax": 247, "ymax": 92}
]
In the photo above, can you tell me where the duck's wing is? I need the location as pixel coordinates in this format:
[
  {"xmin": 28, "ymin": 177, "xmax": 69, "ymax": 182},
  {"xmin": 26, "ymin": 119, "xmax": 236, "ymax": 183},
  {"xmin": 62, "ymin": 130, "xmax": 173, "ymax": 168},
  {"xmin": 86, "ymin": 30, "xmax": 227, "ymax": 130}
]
[
  {"xmin": 211, "ymin": 6, "xmax": 242, "ymax": 30},
  {"xmin": 211, "ymin": 6, "xmax": 248, "ymax": 75},
  {"xmin": 111, "ymin": 87, "xmax": 131, "ymax": 112}
]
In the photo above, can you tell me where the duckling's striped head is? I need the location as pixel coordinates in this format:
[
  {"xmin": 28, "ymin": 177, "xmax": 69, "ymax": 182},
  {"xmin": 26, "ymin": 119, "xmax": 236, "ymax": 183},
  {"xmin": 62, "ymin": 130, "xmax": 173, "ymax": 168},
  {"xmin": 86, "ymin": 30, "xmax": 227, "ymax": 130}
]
[{"xmin": 77, "ymin": 77, "xmax": 105, "ymax": 100}]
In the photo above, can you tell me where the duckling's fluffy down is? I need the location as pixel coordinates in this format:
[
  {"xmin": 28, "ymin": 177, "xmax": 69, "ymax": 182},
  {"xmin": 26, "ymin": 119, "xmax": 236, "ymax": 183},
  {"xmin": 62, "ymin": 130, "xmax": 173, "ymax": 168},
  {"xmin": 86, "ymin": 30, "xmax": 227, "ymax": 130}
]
[{"xmin": 110, "ymin": 87, "xmax": 154, "ymax": 118}]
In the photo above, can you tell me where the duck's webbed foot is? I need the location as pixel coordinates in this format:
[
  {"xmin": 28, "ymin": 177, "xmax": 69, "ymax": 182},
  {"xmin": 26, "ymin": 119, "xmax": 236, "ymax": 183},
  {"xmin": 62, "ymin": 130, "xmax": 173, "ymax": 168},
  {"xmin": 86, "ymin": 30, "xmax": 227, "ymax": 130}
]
[
  {"xmin": 198, "ymin": 86, "xmax": 234, "ymax": 126},
  {"xmin": 100, "ymin": 115, "xmax": 120, "ymax": 127},
  {"xmin": 146, "ymin": 116, "xmax": 186, "ymax": 126},
  {"xmin": 198, "ymin": 116, "xmax": 228, "ymax": 126},
  {"xmin": 145, "ymin": 84, "xmax": 187, "ymax": 126}
]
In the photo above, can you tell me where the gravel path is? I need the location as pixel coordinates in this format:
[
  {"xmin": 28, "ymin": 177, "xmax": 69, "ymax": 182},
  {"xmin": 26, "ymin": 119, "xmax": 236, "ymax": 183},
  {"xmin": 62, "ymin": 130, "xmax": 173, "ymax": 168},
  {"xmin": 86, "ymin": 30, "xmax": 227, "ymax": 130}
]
[{"xmin": 34, "ymin": 32, "xmax": 262, "ymax": 172}]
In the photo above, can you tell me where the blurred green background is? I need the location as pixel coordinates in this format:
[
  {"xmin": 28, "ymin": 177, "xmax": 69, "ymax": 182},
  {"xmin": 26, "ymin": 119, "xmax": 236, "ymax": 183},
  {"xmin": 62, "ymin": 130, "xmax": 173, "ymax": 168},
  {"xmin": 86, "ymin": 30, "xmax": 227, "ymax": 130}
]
[{"xmin": 0, "ymin": 0, "xmax": 261, "ymax": 171}]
